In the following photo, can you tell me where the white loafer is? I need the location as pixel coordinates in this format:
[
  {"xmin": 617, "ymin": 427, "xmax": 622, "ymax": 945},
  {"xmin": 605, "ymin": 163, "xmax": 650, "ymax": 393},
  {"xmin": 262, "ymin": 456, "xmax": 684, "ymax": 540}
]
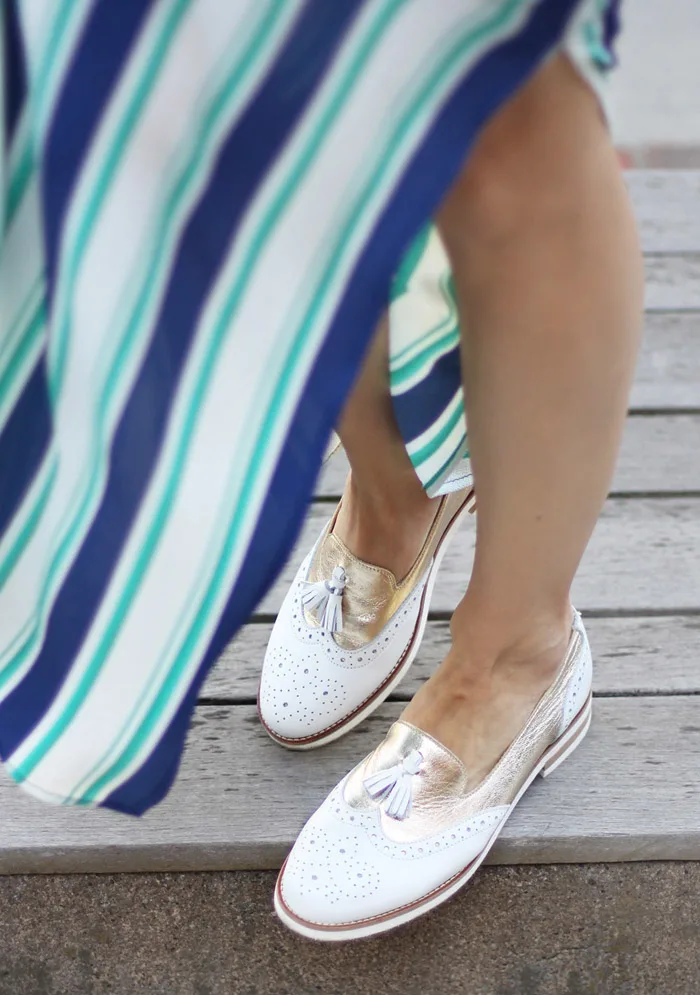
[
  {"xmin": 258, "ymin": 487, "xmax": 474, "ymax": 749},
  {"xmin": 274, "ymin": 611, "xmax": 592, "ymax": 940}
]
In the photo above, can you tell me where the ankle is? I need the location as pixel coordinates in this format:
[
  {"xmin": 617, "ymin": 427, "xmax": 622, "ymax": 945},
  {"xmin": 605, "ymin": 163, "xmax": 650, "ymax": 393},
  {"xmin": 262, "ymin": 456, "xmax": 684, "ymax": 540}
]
[
  {"xmin": 449, "ymin": 594, "xmax": 572, "ymax": 684},
  {"xmin": 343, "ymin": 470, "xmax": 434, "ymax": 530},
  {"xmin": 332, "ymin": 472, "xmax": 438, "ymax": 578}
]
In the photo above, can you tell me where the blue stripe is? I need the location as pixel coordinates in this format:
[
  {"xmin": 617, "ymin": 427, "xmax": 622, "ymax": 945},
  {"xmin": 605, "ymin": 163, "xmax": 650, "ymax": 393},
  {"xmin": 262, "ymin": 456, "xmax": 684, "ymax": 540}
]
[
  {"xmin": 106, "ymin": 0, "xmax": 582, "ymax": 815},
  {"xmin": 0, "ymin": 0, "xmax": 365, "ymax": 764},
  {"xmin": 602, "ymin": 0, "xmax": 622, "ymax": 65},
  {"xmin": 3, "ymin": 0, "xmax": 27, "ymax": 141},
  {"xmin": 392, "ymin": 347, "xmax": 462, "ymax": 444},
  {"xmin": 0, "ymin": 360, "xmax": 52, "ymax": 551},
  {"xmin": 41, "ymin": 0, "xmax": 153, "ymax": 292}
]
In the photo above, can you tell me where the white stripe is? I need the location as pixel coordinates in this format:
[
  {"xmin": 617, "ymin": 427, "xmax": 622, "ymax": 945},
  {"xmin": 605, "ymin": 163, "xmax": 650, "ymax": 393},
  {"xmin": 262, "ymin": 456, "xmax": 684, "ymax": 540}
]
[
  {"xmin": 406, "ymin": 388, "xmax": 464, "ymax": 460},
  {"xmin": 418, "ymin": 425, "xmax": 468, "ymax": 495},
  {"xmin": 390, "ymin": 327, "xmax": 459, "ymax": 395},
  {"xmin": 13, "ymin": 0, "xmax": 536, "ymax": 801},
  {"xmin": 0, "ymin": 12, "xmax": 6, "ymax": 229},
  {"xmin": 7, "ymin": 107, "xmax": 30, "ymax": 187},
  {"xmin": 0, "ymin": 177, "xmax": 46, "ymax": 433},
  {"xmin": 0, "ymin": 0, "xmax": 298, "ymax": 699},
  {"xmin": 0, "ymin": 175, "xmax": 44, "ymax": 337},
  {"xmin": 408, "ymin": 391, "xmax": 468, "ymax": 493},
  {"xmin": 389, "ymin": 226, "xmax": 455, "ymax": 380},
  {"xmin": 18, "ymin": 0, "xmax": 95, "ymax": 142}
]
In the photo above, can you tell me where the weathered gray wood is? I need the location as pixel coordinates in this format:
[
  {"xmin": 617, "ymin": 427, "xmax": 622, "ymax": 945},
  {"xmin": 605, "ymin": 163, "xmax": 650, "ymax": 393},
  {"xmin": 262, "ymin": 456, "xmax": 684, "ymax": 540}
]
[
  {"xmin": 317, "ymin": 414, "xmax": 700, "ymax": 498},
  {"xmin": 614, "ymin": 415, "xmax": 700, "ymax": 491},
  {"xmin": 318, "ymin": 316, "xmax": 700, "ymax": 503},
  {"xmin": 203, "ymin": 615, "xmax": 700, "ymax": 702},
  {"xmin": 644, "ymin": 255, "xmax": 700, "ymax": 310},
  {"xmin": 258, "ymin": 498, "xmax": 700, "ymax": 616},
  {"xmin": 632, "ymin": 313, "xmax": 700, "ymax": 409},
  {"xmin": 0, "ymin": 697, "xmax": 698, "ymax": 872},
  {"xmin": 626, "ymin": 171, "xmax": 700, "ymax": 253}
]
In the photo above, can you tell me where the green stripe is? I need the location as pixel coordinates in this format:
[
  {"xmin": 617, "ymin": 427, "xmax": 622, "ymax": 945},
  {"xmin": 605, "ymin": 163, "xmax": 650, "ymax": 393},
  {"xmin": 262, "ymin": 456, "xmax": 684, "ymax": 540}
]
[
  {"xmin": 583, "ymin": 19, "xmax": 613, "ymax": 67},
  {"xmin": 5, "ymin": 0, "xmax": 86, "ymax": 229},
  {"xmin": 390, "ymin": 326, "xmax": 459, "ymax": 388},
  {"xmin": 0, "ymin": 279, "xmax": 44, "ymax": 375},
  {"xmin": 390, "ymin": 271, "xmax": 459, "ymax": 382},
  {"xmin": 49, "ymin": 0, "xmax": 192, "ymax": 398},
  {"xmin": 66, "ymin": 0, "xmax": 413, "ymax": 803},
  {"xmin": 0, "ymin": 297, "xmax": 46, "ymax": 422},
  {"xmin": 6, "ymin": 122, "xmax": 33, "ymax": 228},
  {"xmin": 390, "ymin": 268, "xmax": 457, "ymax": 369},
  {"xmin": 78, "ymin": 0, "xmax": 528, "ymax": 801},
  {"xmin": 409, "ymin": 394, "xmax": 464, "ymax": 468},
  {"xmin": 390, "ymin": 221, "xmax": 432, "ymax": 300},
  {"xmin": 0, "ymin": 2, "xmax": 196, "ymax": 687},
  {"xmin": 0, "ymin": 461, "xmax": 57, "ymax": 605},
  {"xmin": 10, "ymin": 0, "xmax": 306, "ymax": 788},
  {"xmin": 6, "ymin": 3, "xmax": 92, "ymax": 233},
  {"xmin": 0, "ymin": 2, "xmax": 294, "ymax": 709},
  {"xmin": 32, "ymin": 2, "xmax": 93, "ymax": 138},
  {"xmin": 424, "ymin": 434, "xmax": 468, "ymax": 492},
  {"xmin": 32, "ymin": 4, "xmax": 78, "ymax": 111},
  {"xmin": 69, "ymin": 0, "xmax": 408, "ymax": 804}
]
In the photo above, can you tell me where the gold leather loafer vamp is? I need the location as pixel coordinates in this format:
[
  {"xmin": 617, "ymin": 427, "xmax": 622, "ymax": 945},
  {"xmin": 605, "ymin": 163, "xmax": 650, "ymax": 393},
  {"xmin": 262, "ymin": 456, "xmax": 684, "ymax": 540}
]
[
  {"xmin": 304, "ymin": 490, "xmax": 468, "ymax": 650},
  {"xmin": 343, "ymin": 627, "xmax": 586, "ymax": 844},
  {"xmin": 306, "ymin": 532, "xmax": 398, "ymax": 649}
]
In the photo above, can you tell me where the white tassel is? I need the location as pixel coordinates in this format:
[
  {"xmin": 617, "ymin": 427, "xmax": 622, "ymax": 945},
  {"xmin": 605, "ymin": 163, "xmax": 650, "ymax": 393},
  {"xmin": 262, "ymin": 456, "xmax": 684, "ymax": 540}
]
[
  {"xmin": 301, "ymin": 565, "xmax": 346, "ymax": 632},
  {"xmin": 363, "ymin": 749, "xmax": 423, "ymax": 820}
]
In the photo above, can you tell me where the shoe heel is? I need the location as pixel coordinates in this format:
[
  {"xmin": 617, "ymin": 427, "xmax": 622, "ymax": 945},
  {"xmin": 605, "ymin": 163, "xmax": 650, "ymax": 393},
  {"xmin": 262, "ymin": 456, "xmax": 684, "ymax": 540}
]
[{"xmin": 540, "ymin": 695, "xmax": 592, "ymax": 778}]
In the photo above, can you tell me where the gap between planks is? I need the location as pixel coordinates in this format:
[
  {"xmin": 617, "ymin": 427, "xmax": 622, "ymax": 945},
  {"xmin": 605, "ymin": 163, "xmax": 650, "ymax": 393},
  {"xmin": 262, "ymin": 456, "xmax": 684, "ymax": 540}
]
[
  {"xmin": 320, "ymin": 413, "xmax": 700, "ymax": 496},
  {"xmin": 258, "ymin": 498, "xmax": 700, "ymax": 617},
  {"xmin": 205, "ymin": 614, "xmax": 700, "ymax": 702},
  {"xmin": 0, "ymin": 697, "xmax": 698, "ymax": 873}
]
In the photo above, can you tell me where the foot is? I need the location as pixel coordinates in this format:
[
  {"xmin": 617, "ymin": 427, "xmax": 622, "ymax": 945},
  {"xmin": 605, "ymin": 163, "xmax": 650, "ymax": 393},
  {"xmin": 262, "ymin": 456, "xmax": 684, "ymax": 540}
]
[
  {"xmin": 333, "ymin": 471, "xmax": 440, "ymax": 581},
  {"xmin": 274, "ymin": 611, "xmax": 592, "ymax": 940},
  {"xmin": 401, "ymin": 608, "xmax": 572, "ymax": 785},
  {"xmin": 258, "ymin": 488, "xmax": 472, "ymax": 748}
]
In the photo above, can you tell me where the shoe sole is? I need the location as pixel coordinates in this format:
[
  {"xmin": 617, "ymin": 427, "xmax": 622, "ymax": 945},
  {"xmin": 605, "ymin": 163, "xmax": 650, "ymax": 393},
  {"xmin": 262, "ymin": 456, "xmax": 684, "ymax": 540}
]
[
  {"xmin": 259, "ymin": 490, "xmax": 475, "ymax": 751},
  {"xmin": 274, "ymin": 692, "xmax": 593, "ymax": 940}
]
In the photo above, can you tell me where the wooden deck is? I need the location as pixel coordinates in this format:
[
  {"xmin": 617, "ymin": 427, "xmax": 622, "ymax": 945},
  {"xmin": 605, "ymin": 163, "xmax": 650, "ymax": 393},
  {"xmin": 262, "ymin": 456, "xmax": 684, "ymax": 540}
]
[{"xmin": 0, "ymin": 170, "xmax": 698, "ymax": 874}]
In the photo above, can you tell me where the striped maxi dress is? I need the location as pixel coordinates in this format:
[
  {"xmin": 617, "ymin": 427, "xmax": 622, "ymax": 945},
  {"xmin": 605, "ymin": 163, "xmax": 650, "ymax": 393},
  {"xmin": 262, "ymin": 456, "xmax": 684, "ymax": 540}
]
[{"xmin": 0, "ymin": 0, "xmax": 620, "ymax": 814}]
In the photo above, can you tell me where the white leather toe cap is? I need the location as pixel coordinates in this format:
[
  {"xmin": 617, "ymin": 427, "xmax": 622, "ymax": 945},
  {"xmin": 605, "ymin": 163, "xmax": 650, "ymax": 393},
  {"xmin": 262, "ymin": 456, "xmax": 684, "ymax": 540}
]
[
  {"xmin": 277, "ymin": 784, "xmax": 507, "ymax": 928},
  {"xmin": 258, "ymin": 636, "xmax": 351, "ymax": 740},
  {"xmin": 259, "ymin": 559, "xmax": 423, "ymax": 744}
]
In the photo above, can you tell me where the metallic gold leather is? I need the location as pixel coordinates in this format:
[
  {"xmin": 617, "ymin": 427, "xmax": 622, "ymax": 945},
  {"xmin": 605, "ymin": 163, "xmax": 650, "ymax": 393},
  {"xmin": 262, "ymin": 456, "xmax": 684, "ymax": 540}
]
[
  {"xmin": 344, "ymin": 626, "xmax": 585, "ymax": 843},
  {"xmin": 304, "ymin": 489, "xmax": 470, "ymax": 650}
]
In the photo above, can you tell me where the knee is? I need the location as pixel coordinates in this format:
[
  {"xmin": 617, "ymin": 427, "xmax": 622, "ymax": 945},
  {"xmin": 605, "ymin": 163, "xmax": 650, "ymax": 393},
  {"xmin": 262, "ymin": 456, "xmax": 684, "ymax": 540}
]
[
  {"xmin": 441, "ymin": 113, "xmax": 588, "ymax": 253},
  {"xmin": 438, "ymin": 56, "xmax": 606, "ymax": 253}
]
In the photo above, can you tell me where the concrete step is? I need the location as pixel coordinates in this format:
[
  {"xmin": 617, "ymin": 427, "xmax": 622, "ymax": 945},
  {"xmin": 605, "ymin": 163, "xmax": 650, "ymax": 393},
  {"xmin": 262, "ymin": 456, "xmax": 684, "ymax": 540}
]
[{"xmin": 1, "ymin": 865, "xmax": 699, "ymax": 994}]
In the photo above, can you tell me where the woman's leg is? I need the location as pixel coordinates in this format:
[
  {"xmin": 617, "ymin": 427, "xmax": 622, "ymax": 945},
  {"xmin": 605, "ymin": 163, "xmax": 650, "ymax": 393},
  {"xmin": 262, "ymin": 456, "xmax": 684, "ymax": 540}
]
[
  {"xmin": 333, "ymin": 315, "xmax": 439, "ymax": 580},
  {"xmin": 403, "ymin": 55, "xmax": 644, "ymax": 781}
]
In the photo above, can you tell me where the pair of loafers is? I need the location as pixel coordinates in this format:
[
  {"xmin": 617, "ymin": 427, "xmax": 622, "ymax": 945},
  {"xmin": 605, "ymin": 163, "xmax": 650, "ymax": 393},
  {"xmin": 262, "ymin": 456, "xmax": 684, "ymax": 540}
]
[{"xmin": 258, "ymin": 483, "xmax": 592, "ymax": 941}]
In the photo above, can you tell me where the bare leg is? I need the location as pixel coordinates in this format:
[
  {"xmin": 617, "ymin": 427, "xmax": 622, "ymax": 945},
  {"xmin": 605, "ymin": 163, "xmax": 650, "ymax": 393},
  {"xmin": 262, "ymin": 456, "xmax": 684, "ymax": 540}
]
[
  {"xmin": 333, "ymin": 315, "xmax": 438, "ymax": 579},
  {"xmin": 402, "ymin": 55, "xmax": 643, "ymax": 780}
]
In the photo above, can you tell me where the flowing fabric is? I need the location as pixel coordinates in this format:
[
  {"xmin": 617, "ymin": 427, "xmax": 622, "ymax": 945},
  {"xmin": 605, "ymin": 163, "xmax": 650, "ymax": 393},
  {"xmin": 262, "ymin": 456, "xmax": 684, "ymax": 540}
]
[{"xmin": 0, "ymin": 0, "xmax": 619, "ymax": 814}]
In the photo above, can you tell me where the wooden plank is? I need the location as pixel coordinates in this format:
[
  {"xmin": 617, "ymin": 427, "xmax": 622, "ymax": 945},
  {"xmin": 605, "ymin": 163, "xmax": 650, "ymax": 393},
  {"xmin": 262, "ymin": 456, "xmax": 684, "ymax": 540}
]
[
  {"xmin": 258, "ymin": 498, "xmax": 700, "ymax": 616},
  {"xmin": 632, "ymin": 313, "xmax": 700, "ymax": 409},
  {"xmin": 317, "ymin": 414, "xmax": 700, "ymax": 498},
  {"xmin": 614, "ymin": 415, "xmax": 700, "ymax": 492},
  {"xmin": 625, "ymin": 171, "xmax": 700, "ymax": 253},
  {"xmin": 0, "ymin": 697, "xmax": 698, "ymax": 872},
  {"xmin": 203, "ymin": 615, "xmax": 700, "ymax": 702},
  {"xmin": 645, "ymin": 255, "xmax": 700, "ymax": 310},
  {"xmin": 318, "ymin": 314, "xmax": 700, "ymax": 502}
]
